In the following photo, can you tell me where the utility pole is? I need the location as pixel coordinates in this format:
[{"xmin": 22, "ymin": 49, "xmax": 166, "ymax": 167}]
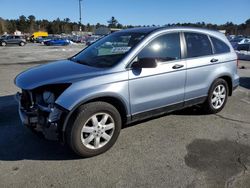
[{"xmin": 79, "ymin": 0, "xmax": 82, "ymax": 31}]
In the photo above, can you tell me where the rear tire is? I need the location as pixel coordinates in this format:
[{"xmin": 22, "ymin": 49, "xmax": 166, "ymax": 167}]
[
  {"xmin": 203, "ymin": 78, "xmax": 229, "ymax": 114},
  {"xmin": 19, "ymin": 42, "xmax": 25, "ymax": 46},
  {"xmin": 66, "ymin": 102, "xmax": 122, "ymax": 158}
]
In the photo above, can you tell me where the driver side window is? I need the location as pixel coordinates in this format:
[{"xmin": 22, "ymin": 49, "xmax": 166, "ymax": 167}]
[{"xmin": 138, "ymin": 33, "xmax": 181, "ymax": 62}]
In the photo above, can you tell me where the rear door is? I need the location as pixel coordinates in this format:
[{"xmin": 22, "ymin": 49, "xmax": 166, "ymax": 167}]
[
  {"xmin": 14, "ymin": 36, "xmax": 21, "ymax": 44},
  {"xmin": 129, "ymin": 32, "xmax": 186, "ymax": 116},
  {"xmin": 184, "ymin": 32, "xmax": 233, "ymax": 103},
  {"xmin": 184, "ymin": 32, "xmax": 215, "ymax": 101}
]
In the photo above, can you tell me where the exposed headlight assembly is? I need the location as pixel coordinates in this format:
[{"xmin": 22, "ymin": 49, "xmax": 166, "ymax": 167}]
[{"xmin": 43, "ymin": 91, "xmax": 55, "ymax": 104}]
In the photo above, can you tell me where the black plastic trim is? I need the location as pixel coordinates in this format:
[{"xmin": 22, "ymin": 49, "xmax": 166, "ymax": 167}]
[
  {"xmin": 128, "ymin": 96, "xmax": 207, "ymax": 124},
  {"xmin": 131, "ymin": 102, "xmax": 184, "ymax": 123}
]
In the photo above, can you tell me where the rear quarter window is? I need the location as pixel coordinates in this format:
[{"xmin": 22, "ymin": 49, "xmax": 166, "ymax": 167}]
[
  {"xmin": 185, "ymin": 32, "xmax": 213, "ymax": 58},
  {"xmin": 210, "ymin": 37, "xmax": 230, "ymax": 54}
]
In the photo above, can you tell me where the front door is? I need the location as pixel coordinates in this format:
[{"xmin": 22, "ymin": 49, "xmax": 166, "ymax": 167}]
[
  {"xmin": 129, "ymin": 32, "xmax": 186, "ymax": 116},
  {"xmin": 7, "ymin": 36, "xmax": 15, "ymax": 44}
]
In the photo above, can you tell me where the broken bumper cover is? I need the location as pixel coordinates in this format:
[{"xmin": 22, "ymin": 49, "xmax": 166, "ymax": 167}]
[
  {"xmin": 15, "ymin": 92, "xmax": 66, "ymax": 140},
  {"xmin": 15, "ymin": 92, "xmax": 36, "ymax": 126}
]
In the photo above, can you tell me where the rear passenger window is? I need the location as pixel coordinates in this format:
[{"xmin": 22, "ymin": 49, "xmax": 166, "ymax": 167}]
[
  {"xmin": 138, "ymin": 33, "xmax": 181, "ymax": 62},
  {"xmin": 185, "ymin": 32, "xmax": 212, "ymax": 58},
  {"xmin": 211, "ymin": 37, "xmax": 230, "ymax": 54}
]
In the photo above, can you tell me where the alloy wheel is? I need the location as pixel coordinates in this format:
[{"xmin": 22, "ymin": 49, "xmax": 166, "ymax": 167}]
[
  {"xmin": 211, "ymin": 84, "xmax": 226, "ymax": 109},
  {"xmin": 81, "ymin": 113, "xmax": 115, "ymax": 150}
]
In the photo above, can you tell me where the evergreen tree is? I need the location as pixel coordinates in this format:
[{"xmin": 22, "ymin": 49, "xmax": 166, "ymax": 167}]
[
  {"xmin": 0, "ymin": 15, "xmax": 250, "ymax": 36},
  {"xmin": 107, "ymin": 16, "xmax": 118, "ymax": 28}
]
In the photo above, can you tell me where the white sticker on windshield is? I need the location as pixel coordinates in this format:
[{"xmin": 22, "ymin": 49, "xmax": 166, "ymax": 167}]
[{"xmin": 111, "ymin": 47, "xmax": 131, "ymax": 53}]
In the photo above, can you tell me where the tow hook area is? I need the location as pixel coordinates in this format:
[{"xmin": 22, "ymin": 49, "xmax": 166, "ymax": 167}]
[
  {"xmin": 15, "ymin": 92, "xmax": 64, "ymax": 141},
  {"xmin": 48, "ymin": 107, "xmax": 63, "ymax": 123}
]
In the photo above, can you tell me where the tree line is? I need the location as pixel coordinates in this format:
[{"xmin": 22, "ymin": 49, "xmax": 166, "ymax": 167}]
[{"xmin": 0, "ymin": 15, "xmax": 250, "ymax": 36}]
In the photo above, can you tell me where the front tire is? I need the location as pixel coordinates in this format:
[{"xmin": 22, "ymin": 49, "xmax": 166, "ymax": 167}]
[
  {"xmin": 66, "ymin": 102, "xmax": 122, "ymax": 158},
  {"xmin": 203, "ymin": 78, "xmax": 229, "ymax": 114},
  {"xmin": 1, "ymin": 41, "xmax": 7, "ymax": 46}
]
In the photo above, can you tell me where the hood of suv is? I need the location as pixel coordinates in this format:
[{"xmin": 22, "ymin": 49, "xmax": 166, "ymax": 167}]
[{"xmin": 15, "ymin": 60, "xmax": 104, "ymax": 90}]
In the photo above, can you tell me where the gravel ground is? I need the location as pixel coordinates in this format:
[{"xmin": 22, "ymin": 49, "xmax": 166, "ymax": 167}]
[{"xmin": 0, "ymin": 44, "xmax": 250, "ymax": 188}]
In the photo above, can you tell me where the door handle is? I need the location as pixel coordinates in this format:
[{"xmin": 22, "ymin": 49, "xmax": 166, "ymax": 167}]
[
  {"xmin": 210, "ymin": 58, "xmax": 219, "ymax": 63},
  {"xmin": 172, "ymin": 64, "xmax": 184, "ymax": 69}
]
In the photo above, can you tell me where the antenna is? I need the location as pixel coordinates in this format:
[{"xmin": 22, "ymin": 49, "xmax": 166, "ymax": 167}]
[{"xmin": 79, "ymin": 0, "xmax": 83, "ymax": 31}]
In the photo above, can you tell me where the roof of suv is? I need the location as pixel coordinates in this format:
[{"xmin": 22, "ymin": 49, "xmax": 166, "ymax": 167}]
[
  {"xmin": 119, "ymin": 27, "xmax": 160, "ymax": 34},
  {"xmin": 120, "ymin": 26, "xmax": 222, "ymax": 36},
  {"xmin": 119, "ymin": 26, "xmax": 228, "ymax": 46}
]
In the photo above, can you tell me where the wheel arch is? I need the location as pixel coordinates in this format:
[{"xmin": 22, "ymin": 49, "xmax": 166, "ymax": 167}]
[
  {"xmin": 208, "ymin": 74, "xmax": 233, "ymax": 97},
  {"xmin": 1, "ymin": 40, "xmax": 7, "ymax": 45},
  {"xmin": 86, "ymin": 96, "xmax": 129, "ymax": 125},
  {"xmin": 61, "ymin": 95, "xmax": 129, "ymax": 140},
  {"xmin": 218, "ymin": 75, "xmax": 233, "ymax": 96}
]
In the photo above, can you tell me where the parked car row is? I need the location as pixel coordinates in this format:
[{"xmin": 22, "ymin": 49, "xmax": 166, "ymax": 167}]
[
  {"xmin": 236, "ymin": 43, "xmax": 250, "ymax": 60},
  {"xmin": 228, "ymin": 35, "xmax": 250, "ymax": 60},
  {"xmin": 34, "ymin": 35, "xmax": 103, "ymax": 46},
  {"xmin": 228, "ymin": 35, "xmax": 250, "ymax": 49},
  {"xmin": 0, "ymin": 34, "xmax": 104, "ymax": 47}
]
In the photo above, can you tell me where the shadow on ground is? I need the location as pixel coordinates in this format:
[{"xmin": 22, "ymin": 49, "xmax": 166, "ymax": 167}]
[
  {"xmin": 185, "ymin": 139, "xmax": 250, "ymax": 188},
  {"xmin": 240, "ymin": 77, "xmax": 250, "ymax": 90},
  {"xmin": 0, "ymin": 95, "xmax": 79, "ymax": 161},
  {"xmin": 0, "ymin": 94, "xmax": 207, "ymax": 161}
]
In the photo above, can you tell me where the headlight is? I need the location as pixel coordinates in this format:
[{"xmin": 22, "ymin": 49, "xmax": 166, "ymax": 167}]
[{"xmin": 43, "ymin": 91, "xmax": 55, "ymax": 104}]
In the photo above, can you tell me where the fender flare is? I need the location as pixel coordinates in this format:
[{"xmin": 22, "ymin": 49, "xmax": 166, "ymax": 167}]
[{"xmin": 60, "ymin": 94, "xmax": 129, "ymax": 142}]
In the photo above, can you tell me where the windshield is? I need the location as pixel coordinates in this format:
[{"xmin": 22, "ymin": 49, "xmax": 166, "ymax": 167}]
[{"xmin": 71, "ymin": 32, "xmax": 146, "ymax": 68}]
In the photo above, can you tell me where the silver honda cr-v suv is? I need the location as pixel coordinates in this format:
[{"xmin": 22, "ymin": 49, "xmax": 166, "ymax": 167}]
[{"xmin": 15, "ymin": 27, "xmax": 239, "ymax": 157}]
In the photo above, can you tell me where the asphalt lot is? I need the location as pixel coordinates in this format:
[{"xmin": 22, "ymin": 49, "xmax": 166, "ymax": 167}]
[{"xmin": 0, "ymin": 44, "xmax": 250, "ymax": 188}]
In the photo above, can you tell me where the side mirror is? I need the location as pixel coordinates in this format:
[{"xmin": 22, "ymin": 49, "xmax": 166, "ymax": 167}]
[{"xmin": 131, "ymin": 58, "xmax": 157, "ymax": 69}]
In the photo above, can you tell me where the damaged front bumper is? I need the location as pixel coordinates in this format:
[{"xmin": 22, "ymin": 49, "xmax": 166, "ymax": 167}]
[{"xmin": 15, "ymin": 92, "xmax": 67, "ymax": 140}]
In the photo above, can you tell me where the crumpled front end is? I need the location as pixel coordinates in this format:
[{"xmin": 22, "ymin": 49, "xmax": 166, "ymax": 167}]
[{"xmin": 15, "ymin": 85, "xmax": 70, "ymax": 141}]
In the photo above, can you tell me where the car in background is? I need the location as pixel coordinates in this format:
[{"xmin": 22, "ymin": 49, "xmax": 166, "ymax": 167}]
[
  {"xmin": 30, "ymin": 31, "xmax": 48, "ymax": 42},
  {"xmin": 86, "ymin": 35, "xmax": 102, "ymax": 46},
  {"xmin": 238, "ymin": 38, "xmax": 250, "ymax": 44},
  {"xmin": 230, "ymin": 37, "xmax": 244, "ymax": 49},
  {"xmin": 230, "ymin": 37, "xmax": 250, "ymax": 50},
  {"xmin": 227, "ymin": 35, "xmax": 236, "ymax": 41},
  {"xmin": 0, "ymin": 35, "xmax": 26, "ymax": 46},
  {"xmin": 236, "ymin": 43, "xmax": 250, "ymax": 60},
  {"xmin": 1, "ymin": 35, "xmax": 8, "ymax": 39},
  {"xmin": 71, "ymin": 36, "xmax": 86, "ymax": 43},
  {"xmin": 44, "ymin": 38, "xmax": 70, "ymax": 46},
  {"xmin": 35, "ymin": 36, "xmax": 53, "ymax": 44}
]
